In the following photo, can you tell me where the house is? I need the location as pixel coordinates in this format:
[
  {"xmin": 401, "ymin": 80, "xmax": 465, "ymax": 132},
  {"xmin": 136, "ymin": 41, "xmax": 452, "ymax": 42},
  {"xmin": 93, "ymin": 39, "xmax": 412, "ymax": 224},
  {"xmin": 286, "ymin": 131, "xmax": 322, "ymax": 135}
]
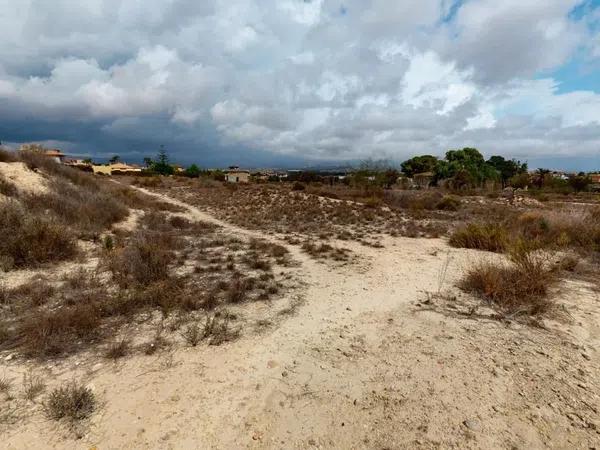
[
  {"xmin": 225, "ymin": 166, "xmax": 250, "ymax": 183},
  {"xmin": 413, "ymin": 171, "xmax": 434, "ymax": 189},
  {"xmin": 590, "ymin": 173, "xmax": 600, "ymax": 191},
  {"xmin": 91, "ymin": 162, "xmax": 142, "ymax": 175},
  {"xmin": 43, "ymin": 149, "xmax": 66, "ymax": 164},
  {"xmin": 109, "ymin": 163, "xmax": 142, "ymax": 175},
  {"xmin": 19, "ymin": 144, "xmax": 66, "ymax": 163}
]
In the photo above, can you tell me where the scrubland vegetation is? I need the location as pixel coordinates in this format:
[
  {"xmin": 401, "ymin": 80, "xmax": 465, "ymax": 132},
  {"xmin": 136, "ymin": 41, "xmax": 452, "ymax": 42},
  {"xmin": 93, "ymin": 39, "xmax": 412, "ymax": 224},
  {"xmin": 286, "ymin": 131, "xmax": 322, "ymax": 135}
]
[
  {"xmin": 0, "ymin": 149, "xmax": 295, "ymax": 428},
  {"xmin": 1, "ymin": 146, "xmax": 599, "ymax": 446}
]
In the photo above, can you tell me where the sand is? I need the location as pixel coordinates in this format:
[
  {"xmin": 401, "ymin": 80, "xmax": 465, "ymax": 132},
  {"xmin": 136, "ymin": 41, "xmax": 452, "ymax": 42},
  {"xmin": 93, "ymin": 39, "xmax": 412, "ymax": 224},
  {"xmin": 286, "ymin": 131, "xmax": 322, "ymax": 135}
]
[
  {"xmin": 1, "ymin": 188, "xmax": 599, "ymax": 449},
  {"xmin": 0, "ymin": 162, "xmax": 49, "ymax": 195}
]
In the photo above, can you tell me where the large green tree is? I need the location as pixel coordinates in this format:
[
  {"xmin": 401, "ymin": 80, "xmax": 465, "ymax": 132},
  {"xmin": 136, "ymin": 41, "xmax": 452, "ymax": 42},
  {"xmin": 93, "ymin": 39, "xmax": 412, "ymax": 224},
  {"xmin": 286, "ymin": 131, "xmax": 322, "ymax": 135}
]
[
  {"xmin": 487, "ymin": 155, "xmax": 528, "ymax": 188},
  {"xmin": 444, "ymin": 148, "xmax": 498, "ymax": 187},
  {"xmin": 400, "ymin": 155, "xmax": 438, "ymax": 178},
  {"xmin": 150, "ymin": 146, "xmax": 175, "ymax": 176}
]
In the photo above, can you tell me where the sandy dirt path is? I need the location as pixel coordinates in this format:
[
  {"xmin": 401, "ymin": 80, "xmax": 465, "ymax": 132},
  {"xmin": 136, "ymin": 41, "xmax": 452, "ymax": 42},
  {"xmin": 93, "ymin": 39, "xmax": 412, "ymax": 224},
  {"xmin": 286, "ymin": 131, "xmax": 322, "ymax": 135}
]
[{"xmin": 3, "ymin": 188, "xmax": 599, "ymax": 449}]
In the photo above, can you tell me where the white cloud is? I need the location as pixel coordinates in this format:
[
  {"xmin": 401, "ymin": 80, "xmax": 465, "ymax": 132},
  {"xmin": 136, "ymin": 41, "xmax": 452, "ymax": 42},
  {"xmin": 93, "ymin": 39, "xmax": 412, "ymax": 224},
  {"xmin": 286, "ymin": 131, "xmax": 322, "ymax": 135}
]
[{"xmin": 0, "ymin": 0, "xmax": 599, "ymax": 164}]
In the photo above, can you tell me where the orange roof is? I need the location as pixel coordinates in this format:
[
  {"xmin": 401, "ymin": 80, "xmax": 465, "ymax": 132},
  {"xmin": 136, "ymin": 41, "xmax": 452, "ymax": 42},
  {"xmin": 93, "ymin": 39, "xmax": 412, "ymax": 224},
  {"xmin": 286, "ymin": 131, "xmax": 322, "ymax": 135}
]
[{"xmin": 44, "ymin": 149, "xmax": 65, "ymax": 157}]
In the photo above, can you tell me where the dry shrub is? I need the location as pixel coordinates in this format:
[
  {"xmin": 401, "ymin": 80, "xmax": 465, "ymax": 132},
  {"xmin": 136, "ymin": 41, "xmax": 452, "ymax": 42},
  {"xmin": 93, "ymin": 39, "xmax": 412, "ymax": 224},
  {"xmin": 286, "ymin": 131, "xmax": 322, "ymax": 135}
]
[
  {"xmin": 106, "ymin": 231, "xmax": 175, "ymax": 287},
  {"xmin": 105, "ymin": 338, "xmax": 130, "ymax": 359},
  {"xmin": 436, "ymin": 195, "xmax": 461, "ymax": 211},
  {"xmin": 45, "ymin": 381, "xmax": 95, "ymax": 421},
  {"xmin": 292, "ymin": 182, "xmax": 305, "ymax": 191},
  {"xmin": 181, "ymin": 322, "xmax": 202, "ymax": 347},
  {"xmin": 384, "ymin": 190, "xmax": 456, "ymax": 211},
  {"xmin": 23, "ymin": 179, "xmax": 128, "ymax": 237},
  {"xmin": 0, "ymin": 201, "xmax": 78, "ymax": 269},
  {"xmin": 203, "ymin": 314, "xmax": 239, "ymax": 345},
  {"xmin": 459, "ymin": 243, "xmax": 558, "ymax": 316},
  {"xmin": 449, "ymin": 223, "xmax": 508, "ymax": 253},
  {"xmin": 7, "ymin": 279, "xmax": 55, "ymax": 308},
  {"xmin": 0, "ymin": 149, "xmax": 17, "ymax": 162},
  {"xmin": 226, "ymin": 277, "xmax": 252, "ymax": 303},
  {"xmin": 17, "ymin": 304, "xmax": 101, "ymax": 357},
  {"xmin": 22, "ymin": 371, "xmax": 46, "ymax": 401},
  {"xmin": 0, "ymin": 174, "xmax": 17, "ymax": 197},
  {"xmin": 133, "ymin": 176, "xmax": 163, "ymax": 188}
]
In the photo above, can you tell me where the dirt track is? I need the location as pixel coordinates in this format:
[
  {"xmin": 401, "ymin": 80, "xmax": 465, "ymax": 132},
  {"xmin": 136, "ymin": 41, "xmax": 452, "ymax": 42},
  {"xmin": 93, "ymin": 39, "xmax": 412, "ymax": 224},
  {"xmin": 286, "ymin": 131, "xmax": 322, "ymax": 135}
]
[{"xmin": 3, "ymin": 188, "xmax": 600, "ymax": 449}]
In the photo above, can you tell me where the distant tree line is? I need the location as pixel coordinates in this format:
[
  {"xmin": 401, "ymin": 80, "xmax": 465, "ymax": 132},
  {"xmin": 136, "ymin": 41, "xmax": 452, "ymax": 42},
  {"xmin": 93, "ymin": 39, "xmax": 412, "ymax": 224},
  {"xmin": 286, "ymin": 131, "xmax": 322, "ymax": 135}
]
[{"xmin": 399, "ymin": 148, "xmax": 528, "ymax": 189}]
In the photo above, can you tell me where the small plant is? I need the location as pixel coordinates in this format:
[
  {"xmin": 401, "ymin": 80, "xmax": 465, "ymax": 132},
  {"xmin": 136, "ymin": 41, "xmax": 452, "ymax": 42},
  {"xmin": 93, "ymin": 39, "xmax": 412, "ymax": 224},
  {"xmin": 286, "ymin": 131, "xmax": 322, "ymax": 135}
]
[
  {"xmin": 45, "ymin": 381, "xmax": 96, "ymax": 421},
  {"xmin": 226, "ymin": 277, "xmax": 251, "ymax": 303},
  {"xmin": 292, "ymin": 182, "xmax": 306, "ymax": 191},
  {"xmin": 181, "ymin": 323, "xmax": 202, "ymax": 347},
  {"xmin": 0, "ymin": 374, "xmax": 12, "ymax": 394},
  {"xmin": 202, "ymin": 314, "xmax": 239, "ymax": 345},
  {"xmin": 105, "ymin": 338, "xmax": 130, "ymax": 360},
  {"xmin": 458, "ymin": 242, "xmax": 558, "ymax": 316},
  {"xmin": 103, "ymin": 235, "xmax": 114, "ymax": 251},
  {"xmin": 22, "ymin": 370, "xmax": 45, "ymax": 401},
  {"xmin": 142, "ymin": 323, "xmax": 169, "ymax": 355},
  {"xmin": 449, "ymin": 223, "xmax": 507, "ymax": 253}
]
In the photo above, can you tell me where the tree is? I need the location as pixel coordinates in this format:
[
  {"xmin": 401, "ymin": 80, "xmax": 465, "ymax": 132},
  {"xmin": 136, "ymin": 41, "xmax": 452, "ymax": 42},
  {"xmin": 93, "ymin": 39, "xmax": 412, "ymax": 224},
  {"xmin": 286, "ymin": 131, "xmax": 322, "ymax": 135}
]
[
  {"xmin": 109, "ymin": 155, "xmax": 120, "ymax": 165},
  {"xmin": 151, "ymin": 145, "xmax": 174, "ymax": 176},
  {"xmin": 82, "ymin": 158, "xmax": 93, "ymax": 165},
  {"xmin": 401, "ymin": 155, "xmax": 438, "ymax": 178},
  {"xmin": 487, "ymin": 156, "xmax": 528, "ymax": 188},
  {"xmin": 184, "ymin": 164, "xmax": 201, "ymax": 178},
  {"xmin": 510, "ymin": 172, "xmax": 531, "ymax": 189},
  {"xmin": 444, "ymin": 148, "xmax": 498, "ymax": 187},
  {"xmin": 568, "ymin": 174, "xmax": 591, "ymax": 192},
  {"xmin": 143, "ymin": 157, "xmax": 153, "ymax": 168}
]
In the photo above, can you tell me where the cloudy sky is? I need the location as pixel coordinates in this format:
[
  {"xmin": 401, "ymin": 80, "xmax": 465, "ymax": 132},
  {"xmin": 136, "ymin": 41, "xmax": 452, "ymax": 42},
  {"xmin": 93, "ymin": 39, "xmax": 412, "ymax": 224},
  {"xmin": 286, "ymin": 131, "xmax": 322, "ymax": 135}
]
[{"xmin": 0, "ymin": 0, "xmax": 599, "ymax": 169}]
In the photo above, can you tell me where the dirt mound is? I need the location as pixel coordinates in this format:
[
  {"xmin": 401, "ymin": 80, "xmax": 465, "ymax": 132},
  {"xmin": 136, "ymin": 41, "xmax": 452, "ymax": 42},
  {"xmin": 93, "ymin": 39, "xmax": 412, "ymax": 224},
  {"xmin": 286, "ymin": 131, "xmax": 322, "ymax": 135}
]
[{"xmin": 0, "ymin": 161, "xmax": 49, "ymax": 195}]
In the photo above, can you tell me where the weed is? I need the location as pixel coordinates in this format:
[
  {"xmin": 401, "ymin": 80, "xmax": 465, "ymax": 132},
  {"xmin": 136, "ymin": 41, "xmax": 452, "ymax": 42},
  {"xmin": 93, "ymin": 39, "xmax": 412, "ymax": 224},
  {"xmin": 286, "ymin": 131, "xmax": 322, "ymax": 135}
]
[
  {"xmin": 105, "ymin": 338, "xmax": 130, "ymax": 360},
  {"xmin": 0, "ymin": 374, "xmax": 12, "ymax": 394},
  {"xmin": 181, "ymin": 323, "xmax": 202, "ymax": 347},
  {"xmin": 0, "ymin": 201, "xmax": 78, "ymax": 269},
  {"xmin": 45, "ymin": 381, "xmax": 96, "ymax": 421},
  {"xmin": 449, "ymin": 223, "xmax": 508, "ymax": 253},
  {"xmin": 22, "ymin": 370, "xmax": 45, "ymax": 401},
  {"xmin": 458, "ymin": 243, "xmax": 558, "ymax": 316},
  {"xmin": 202, "ymin": 314, "xmax": 239, "ymax": 345},
  {"xmin": 226, "ymin": 277, "xmax": 251, "ymax": 303}
]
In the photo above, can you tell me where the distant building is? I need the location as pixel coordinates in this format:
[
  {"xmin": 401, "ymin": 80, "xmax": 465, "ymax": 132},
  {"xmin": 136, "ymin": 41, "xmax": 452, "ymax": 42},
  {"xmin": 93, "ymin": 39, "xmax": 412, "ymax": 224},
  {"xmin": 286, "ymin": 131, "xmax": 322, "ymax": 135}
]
[
  {"xmin": 225, "ymin": 166, "xmax": 250, "ymax": 183},
  {"xmin": 413, "ymin": 171, "xmax": 434, "ymax": 189},
  {"xmin": 19, "ymin": 144, "xmax": 66, "ymax": 163},
  {"xmin": 92, "ymin": 163, "xmax": 142, "ymax": 175}
]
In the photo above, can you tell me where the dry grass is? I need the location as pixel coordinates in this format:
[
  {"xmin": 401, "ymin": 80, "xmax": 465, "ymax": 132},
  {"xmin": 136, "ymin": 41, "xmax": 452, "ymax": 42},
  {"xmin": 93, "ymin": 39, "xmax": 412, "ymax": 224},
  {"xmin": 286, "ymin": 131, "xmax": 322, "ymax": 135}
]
[
  {"xmin": 181, "ymin": 322, "xmax": 202, "ymax": 347},
  {"xmin": 0, "ymin": 201, "xmax": 78, "ymax": 270},
  {"xmin": 17, "ymin": 304, "xmax": 102, "ymax": 357},
  {"xmin": 1, "ymin": 207, "xmax": 288, "ymax": 359},
  {"xmin": 105, "ymin": 338, "xmax": 131, "ymax": 360},
  {"xmin": 450, "ymin": 206, "xmax": 600, "ymax": 257},
  {"xmin": 458, "ymin": 243, "xmax": 559, "ymax": 316},
  {"xmin": 141, "ymin": 179, "xmax": 449, "ymax": 244},
  {"xmin": 106, "ymin": 231, "xmax": 176, "ymax": 287},
  {"xmin": 45, "ymin": 381, "xmax": 96, "ymax": 422},
  {"xmin": 449, "ymin": 223, "xmax": 508, "ymax": 253},
  {"xmin": 22, "ymin": 371, "xmax": 45, "ymax": 401},
  {"xmin": 202, "ymin": 313, "xmax": 239, "ymax": 346}
]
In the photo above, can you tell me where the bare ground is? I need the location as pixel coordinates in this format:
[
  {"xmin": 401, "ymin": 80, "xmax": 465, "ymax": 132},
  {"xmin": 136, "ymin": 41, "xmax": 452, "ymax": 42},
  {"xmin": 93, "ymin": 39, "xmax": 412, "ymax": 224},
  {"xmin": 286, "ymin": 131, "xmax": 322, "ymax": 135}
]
[{"xmin": 2, "ymin": 188, "xmax": 599, "ymax": 449}]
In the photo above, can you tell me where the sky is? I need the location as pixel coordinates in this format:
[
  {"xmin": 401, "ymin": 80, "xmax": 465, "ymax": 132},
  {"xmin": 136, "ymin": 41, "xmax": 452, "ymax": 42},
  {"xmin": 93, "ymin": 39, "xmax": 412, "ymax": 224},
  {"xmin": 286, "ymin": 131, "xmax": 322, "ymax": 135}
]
[{"xmin": 0, "ymin": 0, "xmax": 599, "ymax": 170}]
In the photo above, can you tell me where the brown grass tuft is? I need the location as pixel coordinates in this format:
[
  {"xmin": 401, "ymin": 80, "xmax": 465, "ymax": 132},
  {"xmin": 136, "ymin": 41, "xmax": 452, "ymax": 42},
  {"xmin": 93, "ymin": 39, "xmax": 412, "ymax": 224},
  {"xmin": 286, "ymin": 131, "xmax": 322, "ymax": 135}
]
[
  {"xmin": 45, "ymin": 381, "xmax": 96, "ymax": 422},
  {"xmin": 0, "ymin": 201, "xmax": 78, "ymax": 269},
  {"xmin": 458, "ymin": 243, "xmax": 558, "ymax": 316},
  {"xmin": 449, "ymin": 223, "xmax": 508, "ymax": 253}
]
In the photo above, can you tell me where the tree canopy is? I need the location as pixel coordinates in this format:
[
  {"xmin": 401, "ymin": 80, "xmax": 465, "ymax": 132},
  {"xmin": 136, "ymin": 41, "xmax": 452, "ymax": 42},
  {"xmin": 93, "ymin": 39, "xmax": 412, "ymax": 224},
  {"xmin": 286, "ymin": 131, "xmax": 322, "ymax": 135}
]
[
  {"xmin": 399, "ymin": 148, "xmax": 533, "ymax": 189},
  {"xmin": 400, "ymin": 155, "xmax": 438, "ymax": 178}
]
